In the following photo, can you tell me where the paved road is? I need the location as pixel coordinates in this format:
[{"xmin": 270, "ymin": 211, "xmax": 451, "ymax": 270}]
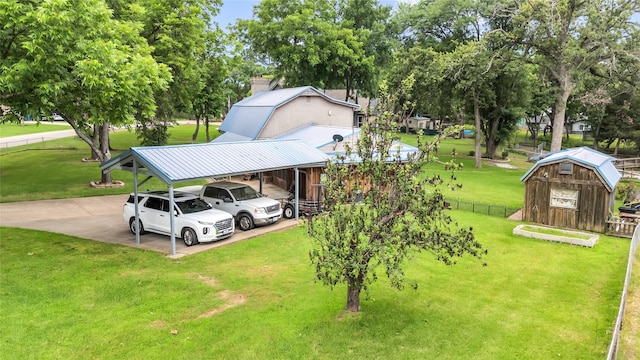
[
  {"xmin": 0, "ymin": 128, "xmax": 78, "ymax": 148},
  {"xmin": 0, "ymin": 195, "xmax": 299, "ymax": 258}
]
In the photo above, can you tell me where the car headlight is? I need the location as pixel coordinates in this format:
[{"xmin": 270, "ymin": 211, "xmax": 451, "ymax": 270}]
[
  {"xmin": 198, "ymin": 221, "xmax": 214, "ymax": 225},
  {"xmin": 254, "ymin": 207, "xmax": 267, "ymax": 214}
]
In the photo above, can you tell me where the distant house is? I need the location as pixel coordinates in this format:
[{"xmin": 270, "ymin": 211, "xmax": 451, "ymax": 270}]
[
  {"xmin": 569, "ymin": 120, "xmax": 591, "ymax": 135},
  {"xmin": 405, "ymin": 116, "xmax": 440, "ymax": 134},
  {"xmin": 520, "ymin": 147, "xmax": 621, "ymax": 233}
]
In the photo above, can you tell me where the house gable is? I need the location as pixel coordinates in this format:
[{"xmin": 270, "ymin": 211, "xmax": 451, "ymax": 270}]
[{"xmin": 216, "ymin": 86, "xmax": 360, "ymax": 143}]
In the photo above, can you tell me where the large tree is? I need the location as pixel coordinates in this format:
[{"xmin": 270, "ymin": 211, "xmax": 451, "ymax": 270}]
[
  {"xmin": 389, "ymin": 0, "xmax": 532, "ymax": 163},
  {"xmin": 237, "ymin": 0, "xmax": 382, "ymax": 98},
  {"xmin": 308, "ymin": 78, "xmax": 486, "ymax": 312},
  {"xmin": 192, "ymin": 29, "xmax": 232, "ymax": 142},
  {"xmin": 513, "ymin": 0, "xmax": 640, "ymax": 151},
  {"xmin": 0, "ymin": 0, "xmax": 170, "ymax": 183},
  {"xmin": 110, "ymin": 0, "xmax": 222, "ymax": 145}
]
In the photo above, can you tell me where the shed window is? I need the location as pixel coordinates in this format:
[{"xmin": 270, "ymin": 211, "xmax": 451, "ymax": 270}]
[
  {"xmin": 559, "ymin": 161, "xmax": 573, "ymax": 174},
  {"xmin": 550, "ymin": 188, "xmax": 578, "ymax": 209}
]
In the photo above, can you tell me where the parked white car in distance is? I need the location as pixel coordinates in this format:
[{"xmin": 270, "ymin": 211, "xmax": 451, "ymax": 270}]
[
  {"xmin": 178, "ymin": 181, "xmax": 282, "ymax": 231},
  {"xmin": 122, "ymin": 190, "xmax": 235, "ymax": 246}
]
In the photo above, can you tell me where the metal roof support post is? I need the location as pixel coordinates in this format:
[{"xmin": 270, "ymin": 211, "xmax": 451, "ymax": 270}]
[
  {"xmin": 134, "ymin": 159, "xmax": 140, "ymax": 245},
  {"xmin": 169, "ymin": 185, "xmax": 176, "ymax": 256},
  {"xmin": 259, "ymin": 172, "xmax": 263, "ymax": 194},
  {"xmin": 295, "ymin": 167, "xmax": 300, "ymax": 220}
]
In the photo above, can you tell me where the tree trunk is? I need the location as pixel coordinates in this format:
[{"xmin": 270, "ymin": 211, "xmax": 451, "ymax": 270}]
[
  {"xmin": 205, "ymin": 116, "xmax": 211, "ymax": 142},
  {"xmin": 592, "ymin": 121, "xmax": 601, "ymax": 150},
  {"xmin": 485, "ymin": 116, "xmax": 502, "ymax": 159},
  {"xmin": 192, "ymin": 118, "xmax": 200, "ymax": 141},
  {"xmin": 345, "ymin": 284, "xmax": 361, "ymax": 312},
  {"xmin": 67, "ymin": 118, "xmax": 107, "ymax": 162},
  {"xmin": 550, "ymin": 69, "xmax": 573, "ymax": 152},
  {"xmin": 99, "ymin": 122, "xmax": 112, "ymax": 184},
  {"xmin": 473, "ymin": 90, "xmax": 482, "ymax": 168},
  {"xmin": 90, "ymin": 124, "xmax": 100, "ymax": 160}
]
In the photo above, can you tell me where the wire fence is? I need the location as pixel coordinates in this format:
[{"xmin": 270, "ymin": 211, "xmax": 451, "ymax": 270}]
[
  {"xmin": 446, "ymin": 197, "xmax": 521, "ymax": 218},
  {"xmin": 607, "ymin": 223, "xmax": 640, "ymax": 359},
  {"xmin": 0, "ymin": 137, "xmax": 49, "ymax": 154}
]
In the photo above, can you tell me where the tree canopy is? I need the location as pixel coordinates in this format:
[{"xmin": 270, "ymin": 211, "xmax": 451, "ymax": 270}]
[
  {"xmin": 1, "ymin": 0, "xmax": 171, "ymax": 183},
  {"xmin": 237, "ymin": 0, "xmax": 392, "ymax": 101},
  {"xmin": 308, "ymin": 78, "xmax": 486, "ymax": 312}
]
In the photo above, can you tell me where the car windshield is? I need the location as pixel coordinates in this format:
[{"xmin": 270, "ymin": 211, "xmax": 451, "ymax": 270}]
[
  {"xmin": 176, "ymin": 198, "xmax": 210, "ymax": 214},
  {"xmin": 230, "ymin": 186, "xmax": 260, "ymax": 201}
]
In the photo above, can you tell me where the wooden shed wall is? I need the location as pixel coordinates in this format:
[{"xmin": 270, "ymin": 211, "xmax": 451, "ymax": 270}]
[
  {"xmin": 522, "ymin": 162, "xmax": 614, "ymax": 233},
  {"xmin": 271, "ymin": 167, "xmax": 324, "ymax": 201}
]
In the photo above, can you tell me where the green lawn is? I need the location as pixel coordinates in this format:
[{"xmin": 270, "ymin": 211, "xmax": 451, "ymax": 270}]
[
  {"xmin": 0, "ymin": 124, "xmax": 218, "ymax": 202},
  {"xmin": 0, "ymin": 211, "xmax": 628, "ymax": 359},
  {"xmin": 0, "ymin": 121, "xmax": 71, "ymax": 138},
  {"xmin": 0, "ymin": 124, "xmax": 634, "ymax": 358}
]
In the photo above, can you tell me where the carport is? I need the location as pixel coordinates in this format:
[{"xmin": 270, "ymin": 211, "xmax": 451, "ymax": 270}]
[{"xmin": 100, "ymin": 139, "xmax": 328, "ymax": 255}]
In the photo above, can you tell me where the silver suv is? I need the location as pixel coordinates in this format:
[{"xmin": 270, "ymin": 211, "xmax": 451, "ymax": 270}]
[
  {"xmin": 199, "ymin": 182, "xmax": 283, "ymax": 231},
  {"xmin": 123, "ymin": 191, "xmax": 235, "ymax": 246}
]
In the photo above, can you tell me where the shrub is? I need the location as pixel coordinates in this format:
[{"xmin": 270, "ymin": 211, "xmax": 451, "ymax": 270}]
[{"xmin": 616, "ymin": 181, "xmax": 640, "ymax": 203}]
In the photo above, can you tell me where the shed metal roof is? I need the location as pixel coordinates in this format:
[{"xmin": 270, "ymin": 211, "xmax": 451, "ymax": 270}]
[
  {"xmin": 520, "ymin": 146, "xmax": 621, "ymax": 191},
  {"xmin": 100, "ymin": 139, "xmax": 329, "ymax": 184},
  {"xmin": 217, "ymin": 86, "xmax": 360, "ymax": 141}
]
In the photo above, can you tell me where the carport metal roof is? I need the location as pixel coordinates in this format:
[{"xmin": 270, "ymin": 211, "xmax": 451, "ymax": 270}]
[
  {"xmin": 100, "ymin": 139, "xmax": 328, "ymax": 256},
  {"xmin": 100, "ymin": 139, "xmax": 329, "ymax": 184}
]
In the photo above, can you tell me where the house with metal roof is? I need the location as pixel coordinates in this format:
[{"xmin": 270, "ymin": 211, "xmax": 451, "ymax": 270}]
[
  {"xmin": 520, "ymin": 147, "xmax": 621, "ymax": 233},
  {"xmin": 214, "ymin": 86, "xmax": 362, "ymax": 143},
  {"xmin": 213, "ymin": 86, "xmax": 418, "ymax": 203}
]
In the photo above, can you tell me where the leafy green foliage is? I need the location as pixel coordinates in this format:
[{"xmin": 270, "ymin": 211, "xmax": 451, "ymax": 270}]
[
  {"xmin": 237, "ymin": 0, "xmax": 390, "ymax": 99},
  {"xmin": 136, "ymin": 118, "xmax": 172, "ymax": 146},
  {"xmin": 308, "ymin": 79, "xmax": 486, "ymax": 312},
  {"xmin": 512, "ymin": 0, "xmax": 640, "ymax": 151},
  {"xmin": 0, "ymin": 0, "xmax": 171, "ymax": 168}
]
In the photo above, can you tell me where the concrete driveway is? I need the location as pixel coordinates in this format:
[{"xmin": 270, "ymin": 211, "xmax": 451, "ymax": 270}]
[{"xmin": 0, "ymin": 195, "xmax": 299, "ymax": 258}]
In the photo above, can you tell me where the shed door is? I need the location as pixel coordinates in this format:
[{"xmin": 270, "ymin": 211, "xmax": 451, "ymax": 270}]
[{"xmin": 527, "ymin": 179, "xmax": 548, "ymax": 225}]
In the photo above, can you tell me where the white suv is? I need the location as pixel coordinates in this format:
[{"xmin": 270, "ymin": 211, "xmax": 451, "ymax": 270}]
[
  {"xmin": 122, "ymin": 190, "xmax": 235, "ymax": 246},
  {"xmin": 198, "ymin": 181, "xmax": 282, "ymax": 231}
]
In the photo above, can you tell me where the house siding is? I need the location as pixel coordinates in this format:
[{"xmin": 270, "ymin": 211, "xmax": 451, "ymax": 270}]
[{"xmin": 258, "ymin": 95, "xmax": 355, "ymax": 139}]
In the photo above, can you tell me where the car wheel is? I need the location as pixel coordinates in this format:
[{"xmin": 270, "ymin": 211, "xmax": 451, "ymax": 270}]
[
  {"xmin": 129, "ymin": 218, "xmax": 146, "ymax": 235},
  {"xmin": 238, "ymin": 214, "xmax": 254, "ymax": 231},
  {"xmin": 182, "ymin": 228, "xmax": 198, "ymax": 246},
  {"xmin": 283, "ymin": 204, "xmax": 295, "ymax": 219}
]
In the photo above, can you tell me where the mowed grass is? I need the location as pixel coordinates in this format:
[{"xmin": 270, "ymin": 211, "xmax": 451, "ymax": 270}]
[
  {"xmin": 399, "ymin": 133, "xmax": 529, "ymax": 208},
  {"xmin": 0, "ymin": 121, "xmax": 71, "ymax": 138},
  {"xmin": 0, "ymin": 211, "xmax": 629, "ymax": 359},
  {"xmin": 0, "ymin": 123, "xmax": 217, "ymax": 202},
  {"xmin": 0, "ymin": 125, "xmax": 634, "ymax": 358}
]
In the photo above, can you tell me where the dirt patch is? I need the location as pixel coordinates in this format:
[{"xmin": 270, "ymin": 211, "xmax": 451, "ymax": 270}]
[
  {"xmin": 196, "ymin": 273, "xmax": 217, "ymax": 287},
  {"xmin": 198, "ymin": 290, "xmax": 247, "ymax": 318},
  {"xmin": 90, "ymin": 180, "xmax": 125, "ymax": 188},
  {"xmin": 245, "ymin": 264, "xmax": 288, "ymax": 276},
  {"xmin": 150, "ymin": 320, "xmax": 167, "ymax": 329},
  {"xmin": 193, "ymin": 273, "xmax": 247, "ymax": 318}
]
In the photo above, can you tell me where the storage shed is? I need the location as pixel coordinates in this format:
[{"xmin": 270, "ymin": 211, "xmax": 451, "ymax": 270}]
[{"xmin": 520, "ymin": 147, "xmax": 621, "ymax": 233}]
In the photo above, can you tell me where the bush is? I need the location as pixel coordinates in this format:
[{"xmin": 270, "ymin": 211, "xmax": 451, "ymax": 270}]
[
  {"xmin": 616, "ymin": 181, "xmax": 640, "ymax": 203},
  {"xmin": 502, "ymin": 149, "xmax": 509, "ymax": 159}
]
